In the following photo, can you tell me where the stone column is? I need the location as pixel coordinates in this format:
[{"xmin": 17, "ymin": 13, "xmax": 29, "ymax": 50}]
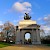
[
  {"xmin": 32, "ymin": 29, "xmax": 34, "ymax": 44},
  {"xmin": 20, "ymin": 30, "xmax": 25, "ymax": 44},
  {"xmin": 15, "ymin": 30, "xmax": 21, "ymax": 44},
  {"xmin": 36, "ymin": 29, "xmax": 41, "ymax": 44},
  {"xmin": 32, "ymin": 29, "xmax": 37, "ymax": 44}
]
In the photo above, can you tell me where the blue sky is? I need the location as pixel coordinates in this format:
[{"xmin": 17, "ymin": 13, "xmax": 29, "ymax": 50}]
[
  {"xmin": 0, "ymin": 0, "xmax": 50, "ymax": 24},
  {"xmin": 0, "ymin": 0, "xmax": 50, "ymax": 32}
]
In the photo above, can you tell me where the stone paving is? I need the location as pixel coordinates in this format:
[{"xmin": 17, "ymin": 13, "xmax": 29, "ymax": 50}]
[{"xmin": 0, "ymin": 45, "xmax": 50, "ymax": 50}]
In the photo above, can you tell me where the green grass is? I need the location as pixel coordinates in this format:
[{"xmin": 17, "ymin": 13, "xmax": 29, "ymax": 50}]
[
  {"xmin": 0, "ymin": 42, "xmax": 11, "ymax": 48},
  {"xmin": 47, "ymin": 44, "xmax": 50, "ymax": 46}
]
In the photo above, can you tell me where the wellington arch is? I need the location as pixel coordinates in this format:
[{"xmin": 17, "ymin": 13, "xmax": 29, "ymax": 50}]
[{"xmin": 15, "ymin": 13, "xmax": 41, "ymax": 44}]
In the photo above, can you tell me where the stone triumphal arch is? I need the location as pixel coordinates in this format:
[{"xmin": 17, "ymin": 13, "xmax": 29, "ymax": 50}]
[{"xmin": 15, "ymin": 13, "xmax": 41, "ymax": 44}]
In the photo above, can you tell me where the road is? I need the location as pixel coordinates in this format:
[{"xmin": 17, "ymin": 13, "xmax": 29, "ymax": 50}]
[{"xmin": 0, "ymin": 45, "xmax": 50, "ymax": 50}]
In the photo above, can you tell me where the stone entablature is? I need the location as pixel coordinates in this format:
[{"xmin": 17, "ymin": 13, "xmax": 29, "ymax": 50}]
[
  {"xmin": 19, "ymin": 24, "xmax": 40, "ymax": 29},
  {"xmin": 19, "ymin": 20, "xmax": 36, "ymax": 25},
  {"xmin": 19, "ymin": 20, "xmax": 38, "ymax": 29}
]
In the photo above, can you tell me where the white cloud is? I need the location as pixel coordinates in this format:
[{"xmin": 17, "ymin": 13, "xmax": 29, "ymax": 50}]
[
  {"xmin": 40, "ymin": 25, "xmax": 50, "ymax": 36},
  {"xmin": 43, "ymin": 15, "xmax": 50, "ymax": 26},
  {"xmin": 41, "ymin": 25, "xmax": 50, "ymax": 30},
  {"xmin": 36, "ymin": 15, "xmax": 50, "ymax": 35},
  {"xmin": 13, "ymin": 15, "xmax": 24, "ymax": 25},
  {"xmin": 44, "ymin": 17, "xmax": 48, "ymax": 21},
  {"xmin": 40, "ymin": 14, "xmax": 50, "ymax": 36},
  {"xmin": 0, "ymin": 21, "xmax": 3, "ymax": 32},
  {"xmin": 13, "ymin": 20, "xmax": 19, "ymax": 23},
  {"xmin": 37, "ymin": 18, "xmax": 42, "ymax": 21},
  {"xmin": 0, "ymin": 21, "xmax": 3, "ymax": 25},
  {"xmin": 44, "ymin": 15, "xmax": 50, "ymax": 21},
  {"xmin": 12, "ymin": 2, "xmax": 32, "ymax": 13},
  {"xmin": 22, "ymin": 2, "xmax": 32, "ymax": 7},
  {"xmin": 38, "ymin": 14, "xmax": 50, "ymax": 26}
]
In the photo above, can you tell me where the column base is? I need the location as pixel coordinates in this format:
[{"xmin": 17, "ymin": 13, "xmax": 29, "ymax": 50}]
[
  {"xmin": 32, "ymin": 41, "xmax": 41, "ymax": 44},
  {"xmin": 15, "ymin": 41, "xmax": 21, "ymax": 44}
]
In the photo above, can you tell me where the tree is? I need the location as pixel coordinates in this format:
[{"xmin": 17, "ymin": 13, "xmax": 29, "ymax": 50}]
[
  {"xmin": 40, "ymin": 29, "xmax": 45, "ymax": 39},
  {"xmin": 3, "ymin": 21, "xmax": 16, "ymax": 43}
]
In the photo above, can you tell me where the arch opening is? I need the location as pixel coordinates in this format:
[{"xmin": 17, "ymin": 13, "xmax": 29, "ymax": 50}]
[{"xmin": 24, "ymin": 32, "xmax": 32, "ymax": 44}]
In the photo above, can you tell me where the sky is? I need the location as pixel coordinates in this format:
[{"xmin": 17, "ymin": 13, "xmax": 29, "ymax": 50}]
[{"xmin": 0, "ymin": 0, "xmax": 50, "ymax": 36}]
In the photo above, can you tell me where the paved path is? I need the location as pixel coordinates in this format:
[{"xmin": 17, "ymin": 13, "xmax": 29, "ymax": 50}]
[{"xmin": 0, "ymin": 45, "xmax": 50, "ymax": 50}]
